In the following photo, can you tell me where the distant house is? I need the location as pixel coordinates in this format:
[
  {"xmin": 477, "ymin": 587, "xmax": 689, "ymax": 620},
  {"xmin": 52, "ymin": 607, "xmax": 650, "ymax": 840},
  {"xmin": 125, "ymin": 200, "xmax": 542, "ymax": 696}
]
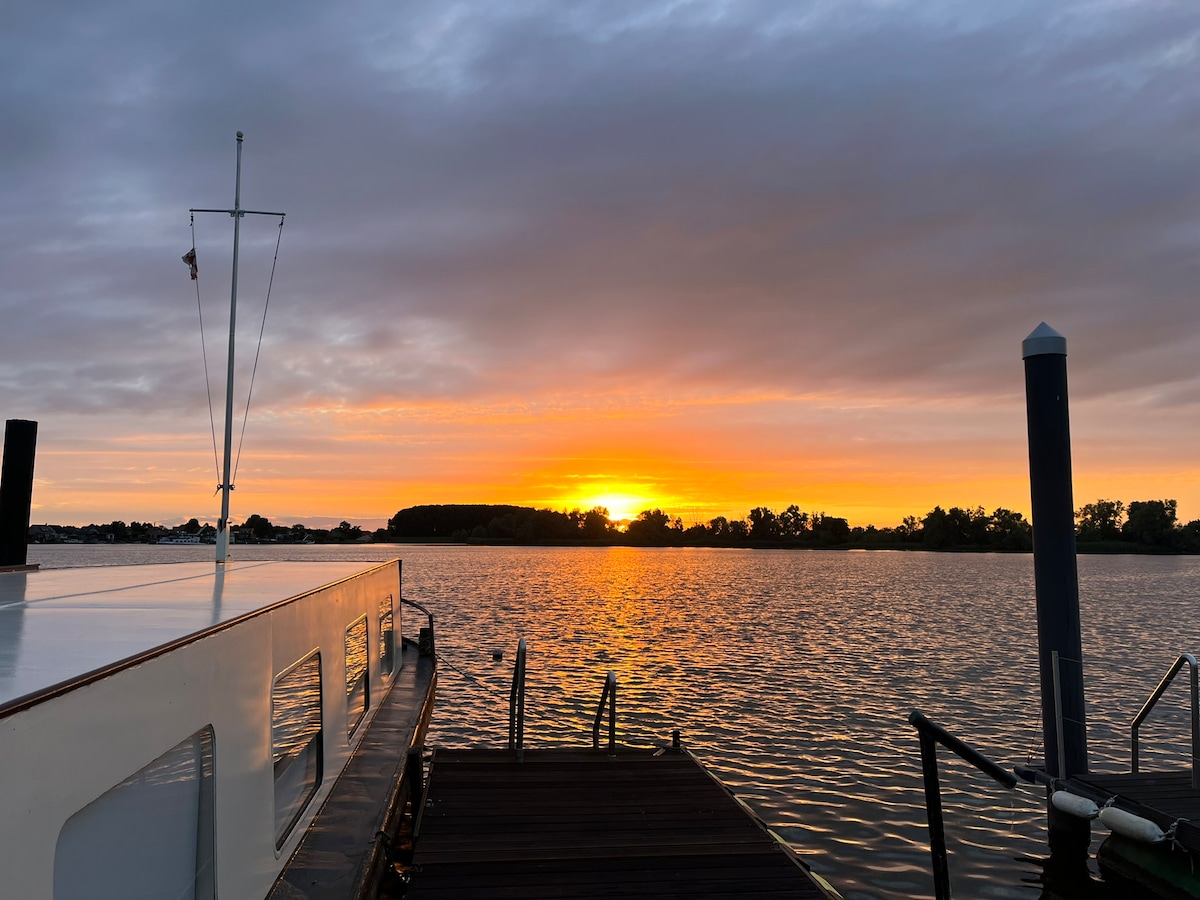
[
  {"xmin": 143, "ymin": 526, "xmax": 170, "ymax": 544},
  {"xmin": 80, "ymin": 526, "xmax": 109, "ymax": 544},
  {"xmin": 27, "ymin": 524, "xmax": 61, "ymax": 544}
]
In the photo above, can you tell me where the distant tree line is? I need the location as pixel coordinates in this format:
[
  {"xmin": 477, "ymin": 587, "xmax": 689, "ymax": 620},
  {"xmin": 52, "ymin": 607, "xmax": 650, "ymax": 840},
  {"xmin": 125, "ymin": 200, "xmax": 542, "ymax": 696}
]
[
  {"xmin": 387, "ymin": 504, "xmax": 612, "ymax": 544},
  {"xmin": 384, "ymin": 498, "xmax": 1200, "ymax": 553},
  {"xmin": 1074, "ymin": 499, "xmax": 1199, "ymax": 552},
  {"xmin": 29, "ymin": 514, "xmax": 380, "ymax": 545},
  {"xmin": 383, "ymin": 503, "xmax": 1029, "ymax": 549},
  {"xmin": 30, "ymin": 497, "xmax": 1200, "ymax": 553}
]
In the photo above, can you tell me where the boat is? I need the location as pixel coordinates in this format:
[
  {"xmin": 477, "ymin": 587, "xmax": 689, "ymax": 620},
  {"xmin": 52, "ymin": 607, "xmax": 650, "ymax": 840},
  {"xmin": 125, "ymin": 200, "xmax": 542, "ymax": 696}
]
[
  {"xmin": 0, "ymin": 133, "xmax": 438, "ymax": 898},
  {"xmin": 0, "ymin": 558, "xmax": 437, "ymax": 898}
]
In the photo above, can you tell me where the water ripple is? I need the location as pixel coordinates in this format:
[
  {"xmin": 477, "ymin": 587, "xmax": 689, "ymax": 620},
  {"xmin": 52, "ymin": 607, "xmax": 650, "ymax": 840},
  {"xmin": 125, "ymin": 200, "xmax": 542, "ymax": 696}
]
[{"xmin": 30, "ymin": 544, "xmax": 1200, "ymax": 898}]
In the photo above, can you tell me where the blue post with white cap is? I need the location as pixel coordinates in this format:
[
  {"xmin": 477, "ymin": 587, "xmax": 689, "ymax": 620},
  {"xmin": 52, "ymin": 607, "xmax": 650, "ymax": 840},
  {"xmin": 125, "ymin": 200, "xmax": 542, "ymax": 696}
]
[
  {"xmin": 1023, "ymin": 322, "xmax": 1088, "ymax": 778},
  {"xmin": 1023, "ymin": 322, "xmax": 1090, "ymax": 864}
]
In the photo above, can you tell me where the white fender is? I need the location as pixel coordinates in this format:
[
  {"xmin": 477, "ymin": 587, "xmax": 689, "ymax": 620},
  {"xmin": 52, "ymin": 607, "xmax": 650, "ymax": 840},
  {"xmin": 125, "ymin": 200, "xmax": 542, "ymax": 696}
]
[
  {"xmin": 1099, "ymin": 805, "xmax": 1166, "ymax": 843},
  {"xmin": 1051, "ymin": 790, "xmax": 1099, "ymax": 820}
]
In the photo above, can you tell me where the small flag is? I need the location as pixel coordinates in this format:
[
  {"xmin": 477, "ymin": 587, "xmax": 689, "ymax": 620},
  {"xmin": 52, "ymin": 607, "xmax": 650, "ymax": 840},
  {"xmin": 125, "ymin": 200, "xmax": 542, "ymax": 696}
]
[{"xmin": 182, "ymin": 248, "xmax": 198, "ymax": 280}]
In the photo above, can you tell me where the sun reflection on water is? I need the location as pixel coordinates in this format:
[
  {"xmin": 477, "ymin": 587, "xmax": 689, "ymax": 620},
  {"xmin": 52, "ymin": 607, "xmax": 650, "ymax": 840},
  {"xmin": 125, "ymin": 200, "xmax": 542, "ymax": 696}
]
[
  {"xmin": 396, "ymin": 547, "xmax": 1200, "ymax": 900},
  {"xmin": 29, "ymin": 544, "xmax": 1200, "ymax": 899}
]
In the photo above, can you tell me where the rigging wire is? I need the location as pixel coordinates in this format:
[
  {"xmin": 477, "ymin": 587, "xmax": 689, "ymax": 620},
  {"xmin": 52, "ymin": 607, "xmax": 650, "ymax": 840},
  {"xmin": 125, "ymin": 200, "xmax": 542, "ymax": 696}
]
[
  {"xmin": 190, "ymin": 213, "xmax": 223, "ymax": 489},
  {"xmin": 231, "ymin": 215, "xmax": 286, "ymax": 488}
]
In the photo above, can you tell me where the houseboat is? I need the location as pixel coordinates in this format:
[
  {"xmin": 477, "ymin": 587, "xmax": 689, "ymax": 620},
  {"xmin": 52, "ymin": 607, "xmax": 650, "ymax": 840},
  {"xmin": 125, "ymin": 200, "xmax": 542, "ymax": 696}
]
[
  {"xmin": 0, "ymin": 558, "xmax": 436, "ymax": 899},
  {"xmin": 157, "ymin": 533, "xmax": 204, "ymax": 544}
]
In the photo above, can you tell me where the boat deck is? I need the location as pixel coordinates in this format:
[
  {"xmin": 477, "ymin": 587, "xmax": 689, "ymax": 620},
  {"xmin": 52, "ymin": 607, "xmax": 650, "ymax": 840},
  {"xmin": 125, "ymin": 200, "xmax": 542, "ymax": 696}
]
[
  {"xmin": 405, "ymin": 746, "xmax": 834, "ymax": 899},
  {"xmin": 1069, "ymin": 770, "xmax": 1200, "ymax": 853}
]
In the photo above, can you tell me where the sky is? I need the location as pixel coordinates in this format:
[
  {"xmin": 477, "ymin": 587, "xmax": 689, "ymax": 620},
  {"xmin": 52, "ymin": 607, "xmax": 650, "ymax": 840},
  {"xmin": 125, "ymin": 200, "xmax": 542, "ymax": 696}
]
[{"xmin": 1, "ymin": 0, "xmax": 1198, "ymax": 531}]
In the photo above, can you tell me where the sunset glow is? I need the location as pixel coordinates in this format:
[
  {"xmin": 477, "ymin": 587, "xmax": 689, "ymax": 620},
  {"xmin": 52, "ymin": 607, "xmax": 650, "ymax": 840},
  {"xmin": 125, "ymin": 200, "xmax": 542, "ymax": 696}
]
[
  {"xmin": 569, "ymin": 493, "xmax": 656, "ymax": 525},
  {"xmin": 3, "ymin": 3, "xmax": 1199, "ymax": 531}
]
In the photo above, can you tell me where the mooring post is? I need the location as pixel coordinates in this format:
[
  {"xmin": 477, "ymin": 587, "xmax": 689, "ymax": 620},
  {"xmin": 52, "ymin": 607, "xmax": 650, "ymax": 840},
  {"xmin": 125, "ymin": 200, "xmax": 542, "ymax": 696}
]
[
  {"xmin": 1023, "ymin": 323, "xmax": 1090, "ymax": 860},
  {"xmin": 405, "ymin": 746, "xmax": 424, "ymax": 815},
  {"xmin": 407, "ymin": 746, "xmax": 429, "ymax": 840},
  {"xmin": 0, "ymin": 420, "xmax": 38, "ymax": 568}
]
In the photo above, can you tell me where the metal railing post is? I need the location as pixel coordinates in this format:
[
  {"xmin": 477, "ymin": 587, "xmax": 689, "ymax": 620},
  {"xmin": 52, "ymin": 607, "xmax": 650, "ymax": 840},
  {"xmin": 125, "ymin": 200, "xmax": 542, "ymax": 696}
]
[
  {"xmin": 508, "ymin": 638, "xmax": 527, "ymax": 762},
  {"xmin": 607, "ymin": 672, "xmax": 616, "ymax": 757},
  {"xmin": 908, "ymin": 710, "xmax": 1018, "ymax": 900},
  {"xmin": 592, "ymin": 671, "xmax": 617, "ymax": 757},
  {"xmin": 401, "ymin": 597, "xmax": 435, "ymax": 657},
  {"xmin": 1131, "ymin": 653, "xmax": 1199, "ymax": 787},
  {"xmin": 917, "ymin": 728, "xmax": 951, "ymax": 900}
]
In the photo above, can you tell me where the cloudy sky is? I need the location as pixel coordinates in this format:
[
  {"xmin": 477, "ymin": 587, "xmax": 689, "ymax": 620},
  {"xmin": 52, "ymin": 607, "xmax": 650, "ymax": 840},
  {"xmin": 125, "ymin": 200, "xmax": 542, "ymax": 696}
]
[{"xmin": 1, "ymin": 0, "xmax": 1198, "ymax": 530}]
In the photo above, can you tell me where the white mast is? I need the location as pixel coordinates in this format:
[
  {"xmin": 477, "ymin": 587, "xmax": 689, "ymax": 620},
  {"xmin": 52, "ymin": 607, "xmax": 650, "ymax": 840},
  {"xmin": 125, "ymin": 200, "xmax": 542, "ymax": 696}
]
[{"xmin": 191, "ymin": 131, "xmax": 285, "ymax": 563}]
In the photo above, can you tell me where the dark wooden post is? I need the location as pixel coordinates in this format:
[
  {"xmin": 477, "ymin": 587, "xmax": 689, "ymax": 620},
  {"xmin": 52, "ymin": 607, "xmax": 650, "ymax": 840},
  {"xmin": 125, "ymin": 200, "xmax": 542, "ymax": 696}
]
[
  {"xmin": 405, "ymin": 747, "xmax": 424, "ymax": 811},
  {"xmin": 1023, "ymin": 324, "xmax": 1090, "ymax": 860},
  {"xmin": 0, "ymin": 420, "xmax": 38, "ymax": 567}
]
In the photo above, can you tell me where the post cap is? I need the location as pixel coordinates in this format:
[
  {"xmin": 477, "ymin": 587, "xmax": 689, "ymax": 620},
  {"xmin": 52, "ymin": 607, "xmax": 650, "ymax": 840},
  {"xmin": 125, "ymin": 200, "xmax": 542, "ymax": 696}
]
[{"xmin": 1022, "ymin": 322, "xmax": 1066, "ymax": 358}]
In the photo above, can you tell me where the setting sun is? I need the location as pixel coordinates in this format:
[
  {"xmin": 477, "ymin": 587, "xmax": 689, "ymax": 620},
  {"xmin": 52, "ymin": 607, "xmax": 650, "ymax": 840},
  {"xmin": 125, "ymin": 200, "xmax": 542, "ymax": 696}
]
[{"xmin": 573, "ymin": 492, "xmax": 655, "ymax": 524}]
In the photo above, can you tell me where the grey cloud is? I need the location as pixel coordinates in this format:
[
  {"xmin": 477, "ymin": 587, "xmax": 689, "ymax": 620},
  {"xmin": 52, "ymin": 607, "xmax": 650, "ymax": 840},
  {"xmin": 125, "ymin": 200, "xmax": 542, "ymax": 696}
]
[{"xmin": 2, "ymin": 0, "xmax": 1198, "ymax": 420}]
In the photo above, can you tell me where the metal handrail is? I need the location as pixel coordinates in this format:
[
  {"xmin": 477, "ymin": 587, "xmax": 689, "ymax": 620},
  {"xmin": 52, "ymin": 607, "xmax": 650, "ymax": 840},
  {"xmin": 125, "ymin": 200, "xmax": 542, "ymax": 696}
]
[
  {"xmin": 508, "ymin": 638, "xmax": 527, "ymax": 762},
  {"xmin": 1131, "ymin": 653, "xmax": 1199, "ymax": 788},
  {"xmin": 908, "ymin": 709, "xmax": 1017, "ymax": 900},
  {"xmin": 592, "ymin": 671, "xmax": 617, "ymax": 757},
  {"xmin": 400, "ymin": 597, "xmax": 435, "ymax": 657}
]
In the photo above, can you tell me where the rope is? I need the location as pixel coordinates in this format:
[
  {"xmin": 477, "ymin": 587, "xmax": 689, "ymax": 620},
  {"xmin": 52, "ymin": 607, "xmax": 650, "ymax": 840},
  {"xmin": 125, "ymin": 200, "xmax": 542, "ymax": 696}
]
[
  {"xmin": 437, "ymin": 652, "xmax": 485, "ymax": 684},
  {"xmin": 434, "ymin": 646, "xmax": 567, "ymax": 733},
  {"xmin": 1166, "ymin": 818, "xmax": 1184, "ymax": 852},
  {"xmin": 190, "ymin": 213, "xmax": 222, "ymax": 487},
  {"xmin": 231, "ymin": 215, "xmax": 285, "ymax": 487}
]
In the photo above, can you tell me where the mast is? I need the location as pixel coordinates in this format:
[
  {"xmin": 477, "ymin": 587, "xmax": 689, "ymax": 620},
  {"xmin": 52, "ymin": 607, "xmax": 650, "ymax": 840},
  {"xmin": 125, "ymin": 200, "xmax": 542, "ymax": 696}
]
[
  {"xmin": 215, "ymin": 132, "xmax": 243, "ymax": 563},
  {"xmin": 190, "ymin": 132, "xmax": 285, "ymax": 564}
]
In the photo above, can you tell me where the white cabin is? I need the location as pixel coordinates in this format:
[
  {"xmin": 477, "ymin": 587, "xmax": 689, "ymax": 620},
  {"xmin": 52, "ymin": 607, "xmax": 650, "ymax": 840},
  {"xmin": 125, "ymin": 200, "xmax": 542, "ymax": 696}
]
[{"xmin": 0, "ymin": 559, "xmax": 434, "ymax": 899}]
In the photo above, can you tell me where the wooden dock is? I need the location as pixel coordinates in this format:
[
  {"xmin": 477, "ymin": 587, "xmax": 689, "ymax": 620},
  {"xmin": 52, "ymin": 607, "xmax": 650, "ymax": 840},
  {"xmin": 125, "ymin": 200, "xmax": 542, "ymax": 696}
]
[{"xmin": 405, "ymin": 746, "xmax": 835, "ymax": 899}]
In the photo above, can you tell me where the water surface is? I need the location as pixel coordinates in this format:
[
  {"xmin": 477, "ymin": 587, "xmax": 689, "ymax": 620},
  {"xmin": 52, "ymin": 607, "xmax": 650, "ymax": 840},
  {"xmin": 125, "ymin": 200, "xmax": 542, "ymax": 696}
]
[{"xmin": 29, "ymin": 544, "xmax": 1200, "ymax": 899}]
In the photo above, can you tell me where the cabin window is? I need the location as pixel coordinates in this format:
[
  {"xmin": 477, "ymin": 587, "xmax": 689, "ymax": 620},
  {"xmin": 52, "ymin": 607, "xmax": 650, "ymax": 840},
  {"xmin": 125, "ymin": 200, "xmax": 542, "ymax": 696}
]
[
  {"xmin": 54, "ymin": 726, "xmax": 215, "ymax": 900},
  {"xmin": 345, "ymin": 615, "xmax": 369, "ymax": 735},
  {"xmin": 272, "ymin": 651, "xmax": 322, "ymax": 850},
  {"xmin": 379, "ymin": 592, "xmax": 395, "ymax": 678}
]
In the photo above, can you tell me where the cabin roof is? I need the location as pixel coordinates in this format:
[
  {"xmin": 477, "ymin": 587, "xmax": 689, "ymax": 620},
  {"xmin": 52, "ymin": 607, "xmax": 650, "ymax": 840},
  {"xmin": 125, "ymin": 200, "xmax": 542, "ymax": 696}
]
[{"xmin": 0, "ymin": 560, "xmax": 389, "ymax": 713}]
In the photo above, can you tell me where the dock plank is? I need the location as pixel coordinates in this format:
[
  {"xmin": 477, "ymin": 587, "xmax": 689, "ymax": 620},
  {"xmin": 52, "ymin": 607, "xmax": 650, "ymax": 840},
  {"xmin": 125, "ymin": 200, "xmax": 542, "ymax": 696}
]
[{"xmin": 406, "ymin": 747, "xmax": 832, "ymax": 899}]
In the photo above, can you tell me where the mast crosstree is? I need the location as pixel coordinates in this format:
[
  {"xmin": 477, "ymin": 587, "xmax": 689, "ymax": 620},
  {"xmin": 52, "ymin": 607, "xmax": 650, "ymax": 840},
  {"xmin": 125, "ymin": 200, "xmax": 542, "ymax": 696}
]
[{"xmin": 190, "ymin": 132, "xmax": 286, "ymax": 563}]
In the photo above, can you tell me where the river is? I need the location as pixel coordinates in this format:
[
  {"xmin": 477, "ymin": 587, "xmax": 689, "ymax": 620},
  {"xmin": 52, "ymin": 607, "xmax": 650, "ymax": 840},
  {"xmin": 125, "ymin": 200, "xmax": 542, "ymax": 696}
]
[{"xmin": 27, "ymin": 543, "xmax": 1200, "ymax": 898}]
